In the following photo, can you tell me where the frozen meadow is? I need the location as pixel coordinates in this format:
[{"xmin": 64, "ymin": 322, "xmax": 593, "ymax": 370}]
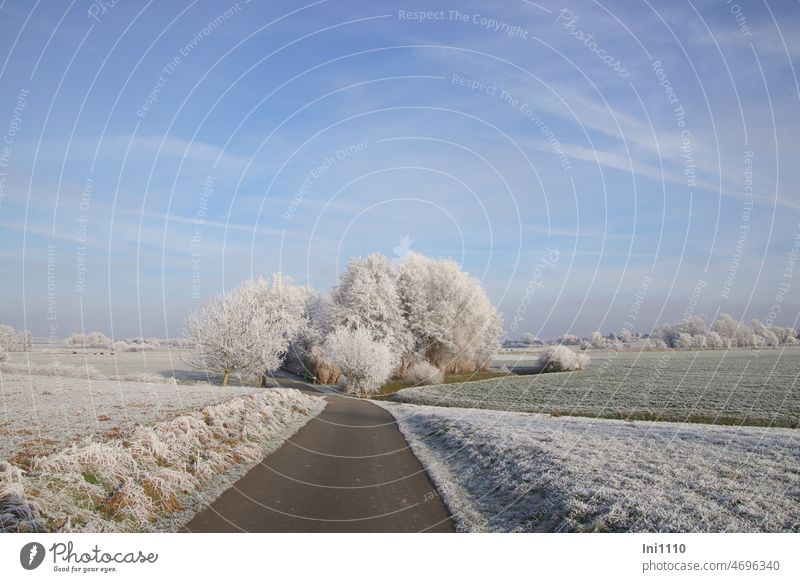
[
  {"xmin": 0, "ymin": 347, "xmax": 326, "ymax": 532},
  {"xmin": 397, "ymin": 348, "xmax": 800, "ymax": 428},
  {"xmin": 381, "ymin": 401, "xmax": 800, "ymax": 532},
  {"xmin": 0, "ymin": 372, "xmax": 261, "ymax": 461}
]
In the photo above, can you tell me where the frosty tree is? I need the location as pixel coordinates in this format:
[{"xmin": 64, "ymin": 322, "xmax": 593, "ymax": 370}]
[
  {"xmin": 589, "ymin": 331, "xmax": 606, "ymax": 350},
  {"xmin": 331, "ymin": 253, "xmax": 412, "ymax": 354},
  {"xmin": 185, "ymin": 286, "xmax": 255, "ymax": 386},
  {"xmin": 397, "ymin": 252, "xmax": 502, "ymax": 372},
  {"xmin": 184, "ymin": 275, "xmax": 308, "ymax": 386},
  {"xmin": 0, "ymin": 324, "xmax": 32, "ymax": 352},
  {"xmin": 644, "ymin": 313, "xmax": 795, "ymax": 349},
  {"xmin": 245, "ymin": 275, "xmax": 309, "ymax": 386},
  {"xmin": 711, "ymin": 314, "xmax": 738, "ymax": 343}
]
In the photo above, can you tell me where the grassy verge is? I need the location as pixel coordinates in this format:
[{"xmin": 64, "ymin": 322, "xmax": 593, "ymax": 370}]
[{"xmin": 372, "ymin": 370, "xmax": 511, "ymax": 400}]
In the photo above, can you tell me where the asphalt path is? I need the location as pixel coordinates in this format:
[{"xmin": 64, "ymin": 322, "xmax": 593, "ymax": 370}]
[{"xmin": 185, "ymin": 381, "xmax": 454, "ymax": 532}]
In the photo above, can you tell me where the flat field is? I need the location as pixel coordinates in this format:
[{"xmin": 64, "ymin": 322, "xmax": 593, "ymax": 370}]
[
  {"xmin": 4, "ymin": 344, "xmax": 230, "ymax": 384},
  {"xmin": 381, "ymin": 401, "xmax": 800, "ymax": 532},
  {"xmin": 0, "ymin": 373, "xmax": 261, "ymax": 462},
  {"xmin": 395, "ymin": 348, "xmax": 800, "ymax": 428},
  {"xmin": 0, "ymin": 346, "xmax": 267, "ymax": 462},
  {"xmin": 0, "ymin": 346, "xmax": 325, "ymax": 532}
]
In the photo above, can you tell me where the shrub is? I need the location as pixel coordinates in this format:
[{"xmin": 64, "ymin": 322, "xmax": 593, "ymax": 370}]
[
  {"xmin": 401, "ymin": 360, "xmax": 444, "ymax": 386},
  {"xmin": 589, "ymin": 331, "xmax": 606, "ymax": 349},
  {"xmin": 536, "ymin": 345, "xmax": 589, "ymax": 373},
  {"xmin": 184, "ymin": 275, "xmax": 308, "ymax": 386},
  {"xmin": 63, "ymin": 332, "xmax": 112, "ymax": 350},
  {"xmin": 307, "ymin": 345, "xmax": 341, "ymax": 384},
  {"xmin": 0, "ymin": 324, "xmax": 32, "ymax": 352},
  {"xmin": 323, "ymin": 327, "xmax": 394, "ymax": 396},
  {"xmin": 113, "ymin": 341, "xmax": 130, "ymax": 352},
  {"xmin": 706, "ymin": 331, "xmax": 725, "ymax": 349},
  {"xmin": 651, "ymin": 338, "xmax": 668, "ymax": 350}
]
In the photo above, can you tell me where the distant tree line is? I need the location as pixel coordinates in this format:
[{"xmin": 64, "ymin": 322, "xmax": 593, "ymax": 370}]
[{"xmin": 505, "ymin": 313, "xmax": 799, "ymax": 351}]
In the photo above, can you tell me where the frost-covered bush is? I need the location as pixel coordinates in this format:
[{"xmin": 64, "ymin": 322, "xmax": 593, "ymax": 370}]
[
  {"xmin": 63, "ymin": 332, "xmax": 113, "ymax": 350},
  {"xmin": 282, "ymin": 294, "xmax": 343, "ymax": 383},
  {"xmin": 651, "ymin": 338, "xmax": 668, "ymax": 350},
  {"xmin": 0, "ymin": 324, "xmax": 32, "ymax": 352},
  {"xmin": 307, "ymin": 345, "xmax": 341, "ymax": 384},
  {"xmin": 401, "ymin": 360, "xmax": 444, "ymax": 386},
  {"xmin": 705, "ymin": 331, "xmax": 725, "ymax": 349},
  {"xmin": 0, "ymin": 325, "xmax": 15, "ymax": 351},
  {"xmin": 128, "ymin": 341, "xmax": 157, "ymax": 352},
  {"xmin": 287, "ymin": 252, "xmax": 503, "ymax": 379},
  {"xmin": 589, "ymin": 331, "xmax": 606, "ymax": 350},
  {"xmin": 536, "ymin": 345, "xmax": 589, "ymax": 372},
  {"xmin": 0, "ymin": 346, "xmax": 6, "ymax": 363},
  {"xmin": 324, "ymin": 327, "xmax": 394, "ymax": 396},
  {"xmin": 113, "ymin": 340, "xmax": 130, "ymax": 352},
  {"xmin": 0, "ymin": 361, "xmax": 106, "ymax": 380}
]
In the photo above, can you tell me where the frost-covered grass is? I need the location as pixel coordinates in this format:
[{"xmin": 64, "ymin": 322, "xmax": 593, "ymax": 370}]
[
  {"xmin": 1, "ymin": 388, "xmax": 324, "ymax": 532},
  {"xmin": 8, "ymin": 346, "xmax": 197, "ymax": 379},
  {"xmin": 381, "ymin": 402, "xmax": 800, "ymax": 532},
  {"xmin": 375, "ymin": 370, "xmax": 510, "ymax": 400},
  {"xmin": 396, "ymin": 349, "xmax": 800, "ymax": 428},
  {"xmin": 0, "ymin": 373, "xmax": 262, "ymax": 460}
]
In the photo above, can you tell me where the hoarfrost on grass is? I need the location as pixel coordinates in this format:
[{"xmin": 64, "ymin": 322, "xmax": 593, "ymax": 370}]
[
  {"xmin": 1, "ymin": 361, "xmax": 107, "ymax": 380},
  {"xmin": 0, "ymin": 372, "xmax": 261, "ymax": 459},
  {"xmin": 0, "ymin": 388, "xmax": 324, "ymax": 532},
  {"xmin": 380, "ymin": 402, "xmax": 800, "ymax": 532},
  {"xmin": 397, "ymin": 349, "xmax": 800, "ymax": 428}
]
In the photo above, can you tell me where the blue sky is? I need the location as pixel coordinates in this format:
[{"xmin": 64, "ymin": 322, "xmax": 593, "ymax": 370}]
[{"xmin": 0, "ymin": 0, "xmax": 798, "ymax": 340}]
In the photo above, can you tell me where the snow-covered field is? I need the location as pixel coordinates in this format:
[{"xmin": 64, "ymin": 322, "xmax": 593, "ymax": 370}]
[
  {"xmin": 397, "ymin": 348, "xmax": 800, "ymax": 427},
  {"xmin": 380, "ymin": 402, "xmax": 800, "ymax": 532}
]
